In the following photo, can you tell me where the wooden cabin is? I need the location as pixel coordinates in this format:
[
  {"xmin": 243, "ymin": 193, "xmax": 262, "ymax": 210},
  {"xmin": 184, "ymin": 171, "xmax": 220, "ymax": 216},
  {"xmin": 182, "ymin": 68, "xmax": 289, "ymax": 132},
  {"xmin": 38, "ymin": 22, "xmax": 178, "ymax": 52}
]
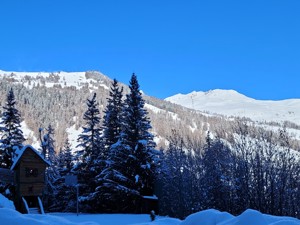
[{"xmin": 10, "ymin": 145, "xmax": 50, "ymax": 213}]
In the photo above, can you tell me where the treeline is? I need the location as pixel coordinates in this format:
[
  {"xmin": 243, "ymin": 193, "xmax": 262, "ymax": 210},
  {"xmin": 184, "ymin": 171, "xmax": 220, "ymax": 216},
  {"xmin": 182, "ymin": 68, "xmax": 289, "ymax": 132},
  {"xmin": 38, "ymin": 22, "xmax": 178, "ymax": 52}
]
[{"xmin": 157, "ymin": 123, "xmax": 300, "ymax": 219}]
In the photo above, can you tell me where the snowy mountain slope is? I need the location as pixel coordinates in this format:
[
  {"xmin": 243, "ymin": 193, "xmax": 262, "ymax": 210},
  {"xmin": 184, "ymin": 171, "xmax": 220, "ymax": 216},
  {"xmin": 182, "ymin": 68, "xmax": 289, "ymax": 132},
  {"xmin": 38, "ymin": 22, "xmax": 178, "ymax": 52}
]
[
  {"xmin": 0, "ymin": 70, "xmax": 110, "ymax": 90},
  {"xmin": 165, "ymin": 89, "xmax": 300, "ymax": 125},
  {"xmin": 1, "ymin": 70, "xmax": 299, "ymax": 151}
]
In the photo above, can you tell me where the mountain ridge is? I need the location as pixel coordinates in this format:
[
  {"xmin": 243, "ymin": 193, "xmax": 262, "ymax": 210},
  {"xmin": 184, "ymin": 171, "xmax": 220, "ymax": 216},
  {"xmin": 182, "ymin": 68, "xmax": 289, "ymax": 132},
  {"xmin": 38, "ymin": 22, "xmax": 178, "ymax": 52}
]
[
  {"xmin": 0, "ymin": 70, "xmax": 299, "ymax": 152},
  {"xmin": 165, "ymin": 89, "xmax": 300, "ymax": 125}
]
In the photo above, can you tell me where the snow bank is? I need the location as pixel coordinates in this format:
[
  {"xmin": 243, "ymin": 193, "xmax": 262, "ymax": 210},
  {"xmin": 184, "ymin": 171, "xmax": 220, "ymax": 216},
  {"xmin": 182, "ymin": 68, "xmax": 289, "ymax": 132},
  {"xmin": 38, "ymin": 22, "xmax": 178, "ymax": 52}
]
[
  {"xmin": 0, "ymin": 207, "xmax": 298, "ymax": 225},
  {"xmin": 181, "ymin": 209, "xmax": 300, "ymax": 225},
  {"xmin": 0, "ymin": 210, "xmax": 181, "ymax": 225},
  {"xmin": 0, "ymin": 194, "xmax": 15, "ymax": 209},
  {"xmin": 181, "ymin": 209, "xmax": 234, "ymax": 225},
  {"xmin": 52, "ymin": 213, "xmax": 181, "ymax": 225},
  {"xmin": 0, "ymin": 208, "xmax": 96, "ymax": 225}
]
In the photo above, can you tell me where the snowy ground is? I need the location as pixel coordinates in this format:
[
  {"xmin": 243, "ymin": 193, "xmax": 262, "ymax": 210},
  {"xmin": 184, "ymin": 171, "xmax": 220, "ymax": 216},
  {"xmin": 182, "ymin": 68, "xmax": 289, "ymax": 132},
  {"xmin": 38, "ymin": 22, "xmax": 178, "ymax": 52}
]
[
  {"xmin": 0, "ymin": 209, "xmax": 181, "ymax": 225},
  {"xmin": 1, "ymin": 194, "xmax": 300, "ymax": 225},
  {"xmin": 1, "ymin": 208, "xmax": 300, "ymax": 225}
]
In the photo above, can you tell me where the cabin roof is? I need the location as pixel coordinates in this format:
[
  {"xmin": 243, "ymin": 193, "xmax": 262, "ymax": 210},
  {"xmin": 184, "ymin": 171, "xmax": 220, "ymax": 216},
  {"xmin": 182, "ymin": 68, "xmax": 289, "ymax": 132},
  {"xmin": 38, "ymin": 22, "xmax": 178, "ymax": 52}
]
[{"xmin": 10, "ymin": 145, "xmax": 51, "ymax": 170}]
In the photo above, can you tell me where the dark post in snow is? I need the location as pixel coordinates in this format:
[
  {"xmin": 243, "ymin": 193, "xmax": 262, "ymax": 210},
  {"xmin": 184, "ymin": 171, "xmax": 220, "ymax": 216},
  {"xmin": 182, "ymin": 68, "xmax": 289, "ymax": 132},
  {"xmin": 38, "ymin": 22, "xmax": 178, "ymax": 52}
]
[
  {"xmin": 180, "ymin": 166, "xmax": 184, "ymax": 219},
  {"xmin": 65, "ymin": 175, "xmax": 79, "ymax": 216}
]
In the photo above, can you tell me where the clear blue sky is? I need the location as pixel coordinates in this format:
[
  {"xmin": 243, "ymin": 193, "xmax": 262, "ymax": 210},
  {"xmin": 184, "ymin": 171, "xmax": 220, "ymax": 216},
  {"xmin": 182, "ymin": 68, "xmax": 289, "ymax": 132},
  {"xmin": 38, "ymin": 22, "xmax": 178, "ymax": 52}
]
[{"xmin": 0, "ymin": 0, "xmax": 299, "ymax": 100}]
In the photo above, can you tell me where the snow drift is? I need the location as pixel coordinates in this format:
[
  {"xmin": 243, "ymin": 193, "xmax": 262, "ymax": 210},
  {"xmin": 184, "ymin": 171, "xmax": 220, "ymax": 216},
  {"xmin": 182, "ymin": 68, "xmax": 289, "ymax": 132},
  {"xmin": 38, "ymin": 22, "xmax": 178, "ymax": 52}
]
[
  {"xmin": 0, "ymin": 207, "xmax": 299, "ymax": 225},
  {"xmin": 1, "ymin": 187, "xmax": 299, "ymax": 225},
  {"xmin": 0, "ymin": 194, "xmax": 15, "ymax": 209},
  {"xmin": 182, "ymin": 209, "xmax": 300, "ymax": 225}
]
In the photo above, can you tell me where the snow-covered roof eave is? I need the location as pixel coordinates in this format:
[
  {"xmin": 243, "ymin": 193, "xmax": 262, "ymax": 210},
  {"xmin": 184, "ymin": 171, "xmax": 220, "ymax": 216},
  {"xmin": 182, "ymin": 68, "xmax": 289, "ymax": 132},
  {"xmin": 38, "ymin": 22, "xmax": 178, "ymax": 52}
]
[
  {"xmin": 142, "ymin": 195, "xmax": 158, "ymax": 200},
  {"xmin": 10, "ymin": 145, "xmax": 51, "ymax": 170}
]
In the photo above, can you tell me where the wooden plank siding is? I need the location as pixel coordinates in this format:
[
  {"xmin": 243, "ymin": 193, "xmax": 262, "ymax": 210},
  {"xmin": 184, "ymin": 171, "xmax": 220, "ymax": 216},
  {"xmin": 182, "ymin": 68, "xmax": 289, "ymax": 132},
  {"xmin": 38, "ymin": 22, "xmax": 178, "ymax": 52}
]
[
  {"xmin": 19, "ymin": 183, "xmax": 45, "ymax": 196},
  {"xmin": 16, "ymin": 148, "xmax": 47, "ymax": 196},
  {"xmin": 12, "ymin": 145, "xmax": 49, "ymax": 213}
]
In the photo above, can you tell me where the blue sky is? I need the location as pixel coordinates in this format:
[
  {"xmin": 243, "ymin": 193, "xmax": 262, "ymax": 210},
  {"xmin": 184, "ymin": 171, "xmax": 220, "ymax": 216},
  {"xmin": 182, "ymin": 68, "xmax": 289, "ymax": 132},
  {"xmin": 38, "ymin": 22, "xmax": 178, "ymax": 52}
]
[{"xmin": 0, "ymin": 0, "xmax": 299, "ymax": 100}]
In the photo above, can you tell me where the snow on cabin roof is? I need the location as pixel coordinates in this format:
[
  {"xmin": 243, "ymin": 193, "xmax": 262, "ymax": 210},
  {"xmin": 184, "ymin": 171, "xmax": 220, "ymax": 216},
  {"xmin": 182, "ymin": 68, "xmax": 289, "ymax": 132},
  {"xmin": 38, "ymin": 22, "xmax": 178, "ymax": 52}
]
[
  {"xmin": 10, "ymin": 145, "xmax": 51, "ymax": 170},
  {"xmin": 142, "ymin": 195, "xmax": 158, "ymax": 200}
]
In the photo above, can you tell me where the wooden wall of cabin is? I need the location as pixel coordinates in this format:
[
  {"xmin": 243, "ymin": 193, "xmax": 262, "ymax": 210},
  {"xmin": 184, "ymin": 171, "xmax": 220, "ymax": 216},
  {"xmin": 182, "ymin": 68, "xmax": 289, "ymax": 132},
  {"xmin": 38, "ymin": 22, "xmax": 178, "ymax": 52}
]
[
  {"xmin": 13, "ymin": 147, "xmax": 48, "ymax": 213},
  {"xmin": 16, "ymin": 148, "xmax": 47, "ymax": 196}
]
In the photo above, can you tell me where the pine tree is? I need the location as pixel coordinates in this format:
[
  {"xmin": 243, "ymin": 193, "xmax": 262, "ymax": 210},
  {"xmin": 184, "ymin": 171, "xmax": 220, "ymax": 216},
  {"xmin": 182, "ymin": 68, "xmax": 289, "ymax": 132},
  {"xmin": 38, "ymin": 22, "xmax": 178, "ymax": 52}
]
[
  {"xmin": 41, "ymin": 124, "xmax": 58, "ymax": 212},
  {"xmin": 77, "ymin": 93, "xmax": 102, "ymax": 167},
  {"xmin": 75, "ymin": 93, "xmax": 103, "ymax": 211},
  {"xmin": 94, "ymin": 141, "xmax": 140, "ymax": 212},
  {"xmin": 94, "ymin": 73, "xmax": 157, "ymax": 213},
  {"xmin": 102, "ymin": 79, "xmax": 124, "ymax": 153},
  {"xmin": 202, "ymin": 132, "xmax": 232, "ymax": 211},
  {"xmin": 121, "ymin": 73, "xmax": 155, "ymax": 151},
  {"xmin": 121, "ymin": 73, "xmax": 156, "ymax": 197},
  {"xmin": 58, "ymin": 138, "xmax": 74, "ymax": 174},
  {"xmin": 0, "ymin": 88, "xmax": 25, "ymax": 168},
  {"xmin": 157, "ymin": 129, "xmax": 188, "ymax": 218},
  {"xmin": 50, "ymin": 138, "xmax": 76, "ymax": 212}
]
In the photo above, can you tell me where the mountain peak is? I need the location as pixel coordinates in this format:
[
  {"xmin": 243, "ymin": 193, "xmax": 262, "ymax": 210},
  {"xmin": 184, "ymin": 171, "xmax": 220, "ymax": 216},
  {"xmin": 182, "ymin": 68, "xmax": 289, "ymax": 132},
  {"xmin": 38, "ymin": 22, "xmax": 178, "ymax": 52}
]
[{"xmin": 165, "ymin": 89, "xmax": 300, "ymax": 124}]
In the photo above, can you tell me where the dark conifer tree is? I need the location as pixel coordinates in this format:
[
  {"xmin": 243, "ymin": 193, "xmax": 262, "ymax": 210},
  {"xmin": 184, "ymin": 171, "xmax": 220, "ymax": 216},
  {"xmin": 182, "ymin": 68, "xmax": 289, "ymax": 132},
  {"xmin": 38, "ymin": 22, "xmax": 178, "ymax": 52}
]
[
  {"xmin": 121, "ymin": 73, "xmax": 156, "ymax": 197},
  {"xmin": 58, "ymin": 138, "xmax": 74, "ymax": 174},
  {"xmin": 94, "ymin": 141, "xmax": 140, "ymax": 212},
  {"xmin": 41, "ymin": 124, "xmax": 59, "ymax": 211},
  {"xmin": 77, "ymin": 93, "xmax": 102, "ymax": 166},
  {"xmin": 50, "ymin": 138, "xmax": 76, "ymax": 212},
  {"xmin": 202, "ymin": 132, "xmax": 232, "ymax": 211},
  {"xmin": 95, "ymin": 73, "xmax": 157, "ymax": 213},
  {"xmin": 102, "ymin": 79, "xmax": 124, "ymax": 153},
  {"xmin": 75, "ymin": 93, "xmax": 103, "ymax": 211},
  {"xmin": 0, "ymin": 88, "xmax": 25, "ymax": 168},
  {"xmin": 121, "ymin": 73, "xmax": 155, "ymax": 150},
  {"xmin": 157, "ymin": 129, "xmax": 187, "ymax": 218}
]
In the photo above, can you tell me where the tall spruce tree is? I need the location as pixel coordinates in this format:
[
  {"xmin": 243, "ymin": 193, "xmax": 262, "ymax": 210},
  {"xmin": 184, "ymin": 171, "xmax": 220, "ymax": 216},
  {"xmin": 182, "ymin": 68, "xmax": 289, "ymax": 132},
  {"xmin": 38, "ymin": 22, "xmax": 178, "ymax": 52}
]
[
  {"xmin": 50, "ymin": 138, "xmax": 76, "ymax": 212},
  {"xmin": 121, "ymin": 73, "xmax": 156, "ymax": 196},
  {"xmin": 75, "ymin": 93, "xmax": 103, "ymax": 211},
  {"xmin": 58, "ymin": 138, "xmax": 74, "ymax": 174},
  {"xmin": 0, "ymin": 88, "xmax": 25, "ymax": 168},
  {"xmin": 121, "ymin": 73, "xmax": 155, "ymax": 150},
  {"xmin": 202, "ymin": 132, "xmax": 233, "ymax": 211},
  {"xmin": 102, "ymin": 79, "xmax": 124, "ymax": 152},
  {"xmin": 41, "ymin": 124, "xmax": 59, "ymax": 212},
  {"xmin": 94, "ymin": 73, "xmax": 157, "ymax": 213},
  {"xmin": 94, "ymin": 141, "xmax": 140, "ymax": 212}
]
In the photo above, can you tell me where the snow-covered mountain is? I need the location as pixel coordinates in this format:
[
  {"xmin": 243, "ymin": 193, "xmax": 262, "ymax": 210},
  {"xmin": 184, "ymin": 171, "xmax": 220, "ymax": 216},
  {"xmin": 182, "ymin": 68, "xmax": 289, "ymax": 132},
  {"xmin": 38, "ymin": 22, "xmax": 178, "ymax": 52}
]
[
  {"xmin": 165, "ymin": 89, "xmax": 300, "ymax": 125},
  {"xmin": 0, "ymin": 70, "xmax": 110, "ymax": 90},
  {"xmin": 0, "ymin": 70, "xmax": 299, "ymax": 151}
]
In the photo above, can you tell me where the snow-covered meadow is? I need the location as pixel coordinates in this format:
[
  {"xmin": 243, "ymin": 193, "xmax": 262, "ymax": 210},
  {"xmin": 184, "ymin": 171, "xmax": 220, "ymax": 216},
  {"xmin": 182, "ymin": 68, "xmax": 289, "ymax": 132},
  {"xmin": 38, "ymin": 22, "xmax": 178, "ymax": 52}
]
[{"xmin": 1, "ymin": 194, "xmax": 300, "ymax": 225}]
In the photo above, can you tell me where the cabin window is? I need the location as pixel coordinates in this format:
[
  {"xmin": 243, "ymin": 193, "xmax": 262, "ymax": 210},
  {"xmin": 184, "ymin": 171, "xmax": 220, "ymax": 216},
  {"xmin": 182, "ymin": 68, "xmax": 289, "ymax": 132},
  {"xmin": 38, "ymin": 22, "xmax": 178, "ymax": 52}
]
[{"xmin": 25, "ymin": 168, "xmax": 38, "ymax": 177}]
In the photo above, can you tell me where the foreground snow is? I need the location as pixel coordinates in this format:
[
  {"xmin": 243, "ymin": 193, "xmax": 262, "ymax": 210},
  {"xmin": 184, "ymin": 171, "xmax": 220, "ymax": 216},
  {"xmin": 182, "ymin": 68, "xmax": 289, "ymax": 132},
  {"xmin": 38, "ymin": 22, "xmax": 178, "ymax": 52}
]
[
  {"xmin": 0, "ymin": 208, "xmax": 300, "ymax": 225},
  {"xmin": 0, "ymin": 194, "xmax": 15, "ymax": 209},
  {"xmin": 0, "ymin": 208, "xmax": 180, "ymax": 225},
  {"xmin": 182, "ymin": 209, "xmax": 300, "ymax": 225}
]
